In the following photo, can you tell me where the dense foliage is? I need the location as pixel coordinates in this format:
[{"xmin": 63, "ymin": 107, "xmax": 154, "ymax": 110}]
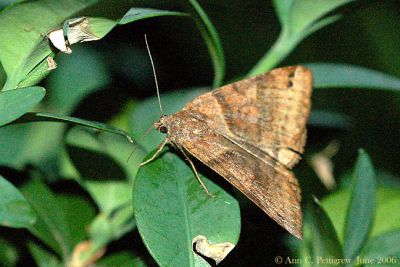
[{"xmin": 0, "ymin": 0, "xmax": 399, "ymax": 266}]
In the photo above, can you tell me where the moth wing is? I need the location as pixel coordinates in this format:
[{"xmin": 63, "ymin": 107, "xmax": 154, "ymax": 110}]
[
  {"xmin": 179, "ymin": 130, "xmax": 303, "ymax": 239},
  {"xmin": 182, "ymin": 66, "xmax": 312, "ymax": 168}
]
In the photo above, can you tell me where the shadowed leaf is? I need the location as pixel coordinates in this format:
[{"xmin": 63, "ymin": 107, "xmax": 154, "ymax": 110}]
[
  {"xmin": 308, "ymin": 63, "xmax": 400, "ymax": 92},
  {"xmin": 343, "ymin": 149, "xmax": 376, "ymax": 260},
  {"xmin": 133, "ymin": 149, "xmax": 240, "ymax": 266},
  {"xmin": 0, "ymin": 175, "xmax": 36, "ymax": 228},
  {"xmin": 306, "ymin": 197, "xmax": 342, "ymax": 264},
  {"xmin": 0, "ymin": 86, "xmax": 45, "ymax": 126}
]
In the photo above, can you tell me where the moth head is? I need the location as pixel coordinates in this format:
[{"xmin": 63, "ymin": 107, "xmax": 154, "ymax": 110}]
[{"xmin": 155, "ymin": 115, "xmax": 169, "ymax": 134}]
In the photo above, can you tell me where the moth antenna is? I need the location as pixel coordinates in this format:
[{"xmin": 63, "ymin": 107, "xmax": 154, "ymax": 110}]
[{"xmin": 144, "ymin": 34, "xmax": 164, "ymax": 115}]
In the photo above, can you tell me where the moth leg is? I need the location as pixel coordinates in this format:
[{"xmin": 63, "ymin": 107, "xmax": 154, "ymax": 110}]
[
  {"xmin": 178, "ymin": 146, "xmax": 215, "ymax": 198},
  {"xmin": 140, "ymin": 138, "xmax": 168, "ymax": 166}
]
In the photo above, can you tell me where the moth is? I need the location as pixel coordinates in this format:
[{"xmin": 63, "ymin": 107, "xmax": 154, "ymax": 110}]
[
  {"xmin": 141, "ymin": 66, "xmax": 312, "ymax": 240},
  {"xmin": 141, "ymin": 37, "xmax": 312, "ymax": 240},
  {"xmin": 47, "ymin": 17, "xmax": 99, "ymax": 54}
]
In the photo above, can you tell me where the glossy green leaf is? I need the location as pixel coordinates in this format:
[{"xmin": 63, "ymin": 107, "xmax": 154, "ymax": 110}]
[
  {"xmin": 322, "ymin": 187, "xmax": 400, "ymax": 244},
  {"xmin": 288, "ymin": 0, "xmax": 353, "ymax": 34},
  {"xmin": 308, "ymin": 63, "xmax": 400, "ymax": 92},
  {"xmin": 15, "ymin": 112, "xmax": 134, "ymax": 144},
  {"xmin": 133, "ymin": 150, "xmax": 240, "ymax": 266},
  {"xmin": 306, "ymin": 197, "xmax": 342, "ymax": 264},
  {"xmin": 119, "ymin": 7, "xmax": 188, "ymax": 25},
  {"xmin": 0, "ymin": 175, "xmax": 36, "ymax": 228},
  {"xmin": 249, "ymin": 0, "xmax": 352, "ymax": 75},
  {"xmin": 360, "ymin": 231, "xmax": 400, "ymax": 266},
  {"xmin": 273, "ymin": 0, "xmax": 293, "ymax": 26},
  {"xmin": 0, "ymin": 0, "xmax": 98, "ymax": 89},
  {"xmin": 0, "ymin": 86, "xmax": 45, "ymax": 126},
  {"xmin": 130, "ymin": 88, "xmax": 208, "ymax": 151},
  {"xmin": 186, "ymin": 0, "xmax": 225, "ymax": 87},
  {"xmin": 343, "ymin": 149, "xmax": 377, "ymax": 260},
  {"xmin": 370, "ymin": 194, "xmax": 400, "ymax": 238},
  {"xmin": 0, "ymin": 0, "xmax": 187, "ymax": 90}
]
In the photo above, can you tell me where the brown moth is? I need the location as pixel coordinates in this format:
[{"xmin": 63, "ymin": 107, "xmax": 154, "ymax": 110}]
[{"xmin": 141, "ymin": 65, "xmax": 312, "ymax": 239}]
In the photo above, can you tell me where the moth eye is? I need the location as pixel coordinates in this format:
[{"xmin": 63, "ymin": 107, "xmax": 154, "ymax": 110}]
[{"xmin": 159, "ymin": 125, "xmax": 168, "ymax": 133}]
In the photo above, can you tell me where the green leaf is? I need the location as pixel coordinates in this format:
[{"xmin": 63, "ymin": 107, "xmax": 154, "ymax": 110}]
[
  {"xmin": 0, "ymin": 237, "xmax": 18, "ymax": 267},
  {"xmin": 0, "ymin": 175, "xmax": 36, "ymax": 228},
  {"xmin": 360, "ymin": 231, "xmax": 400, "ymax": 266},
  {"xmin": 55, "ymin": 187, "xmax": 97, "ymax": 250},
  {"xmin": 45, "ymin": 47, "xmax": 111, "ymax": 114},
  {"xmin": 0, "ymin": 0, "xmax": 98, "ymax": 89},
  {"xmin": 0, "ymin": 86, "xmax": 45, "ymax": 126},
  {"xmin": 88, "ymin": 204, "xmax": 135, "ymax": 244},
  {"xmin": 21, "ymin": 177, "xmax": 73, "ymax": 259},
  {"xmin": 186, "ymin": 0, "xmax": 225, "ymax": 87},
  {"xmin": 308, "ymin": 110, "xmax": 352, "ymax": 130},
  {"xmin": 322, "ymin": 187, "xmax": 400, "ymax": 244},
  {"xmin": 289, "ymin": 0, "xmax": 353, "ymax": 34},
  {"xmin": 15, "ymin": 112, "xmax": 134, "ymax": 144},
  {"xmin": 343, "ymin": 150, "xmax": 377, "ymax": 260},
  {"xmin": 133, "ymin": 150, "xmax": 240, "ymax": 266},
  {"xmin": 119, "ymin": 7, "xmax": 188, "ymax": 25},
  {"xmin": 28, "ymin": 241, "xmax": 62, "ymax": 267},
  {"xmin": 273, "ymin": 0, "xmax": 293, "ymax": 26},
  {"xmin": 63, "ymin": 126, "xmax": 144, "ymax": 183},
  {"xmin": 96, "ymin": 251, "xmax": 148, "ymax": 267},
  {"xmin": 86, "ymin": 205, "xmax": 135, "ymax": 264},
  {"xmin": 370, "ymin": 193, "xmax": 400, "ymax": 238},
  {"xmin": 63, "ymin": 127, "xmax": 139, "ymax": 255},
  {"xmin": 307, "ymin": 63, "xmax": 400, "ymax": 92},
  {"xmin": 306, "ymin": 197, "xmax": 342, "ymax": 264},
  {"xmin": 0, "ymin": 120, "xmax": 64, "ymax": 173},
  {"xmin": 130, "ymin": 88, "xmax": 208, "ymax": 151},
  {"xmin": 0, "ymin": 0, "xmax": 187, "ymax": 90},
  {"xmin": 86, "ymin": 181, "xmax": 132, "ymax": 215},
  {"xmin": 249, "ymin": 0, "xmax": 352, "ymax": 75}
]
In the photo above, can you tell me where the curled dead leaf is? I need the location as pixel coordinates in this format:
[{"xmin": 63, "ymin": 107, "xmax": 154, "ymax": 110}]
[
  {"xmin": 46, "ymin": 17, "xmax": 99, "ymax": 54},
  {"xmin": 68, "ymin": 240, "xmax": 105, "ymax": 267},
  {"xmin": 46, "ymin": 57, "xmax": 57, "ymax": 70},
  {"xmin": 192, "ymin": 235, "xmax": 235, "ymax": 265},
  {"xmin": 310, "ymin": 140, "xmax": 340, "ymax": 190}
]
